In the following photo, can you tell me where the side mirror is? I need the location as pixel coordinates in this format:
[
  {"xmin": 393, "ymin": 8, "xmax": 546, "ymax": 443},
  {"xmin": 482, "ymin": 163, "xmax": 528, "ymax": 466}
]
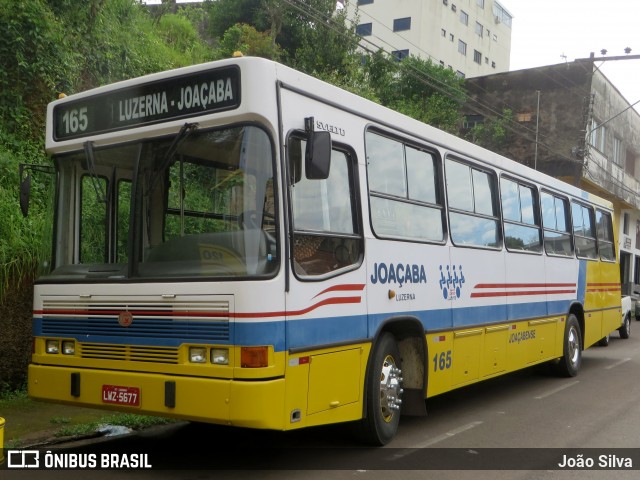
[
  {"xmin": 19, "ymin": 163, "xmax": 56, "ymax": 217},
  {"xmin": 19, "ymin": 165, "xmax": 32, "ymax": 217},
  {"xmin": 304, "ymin": 117, "xmax": 331, "ymax": 180}
]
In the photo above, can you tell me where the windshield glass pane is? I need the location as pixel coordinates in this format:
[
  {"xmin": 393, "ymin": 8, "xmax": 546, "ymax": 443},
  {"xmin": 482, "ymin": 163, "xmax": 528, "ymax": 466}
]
[{"xmin": 46, "ymin": 126, "xmax": 278, "ymax": 281}]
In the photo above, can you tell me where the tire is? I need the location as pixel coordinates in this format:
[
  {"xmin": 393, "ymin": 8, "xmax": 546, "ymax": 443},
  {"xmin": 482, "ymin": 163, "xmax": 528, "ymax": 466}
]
[
  {"xmin": 359, "ymin": 332, "xmax": 403, "ymax": 446},
  {"xmin": 554, "ymin": 314, "xmax": 582, "ymax": 377},
  {"xmin": 619, "ymin": 313, "xmax": 631, "ymax": 339},
  {"xmin": 597, "ymin": 334, "xmax": 610, "ymax": 347}
]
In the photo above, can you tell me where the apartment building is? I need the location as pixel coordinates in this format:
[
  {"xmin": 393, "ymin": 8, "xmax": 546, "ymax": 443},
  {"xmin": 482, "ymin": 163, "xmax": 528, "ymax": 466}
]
[{"xmin": 347, "ymin": 0, "xmax": 513, "ymax": 77}]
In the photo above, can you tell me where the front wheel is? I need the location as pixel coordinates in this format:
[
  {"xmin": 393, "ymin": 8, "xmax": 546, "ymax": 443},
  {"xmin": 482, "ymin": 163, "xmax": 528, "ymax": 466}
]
[
  {"xmin": 619, "ymin": 313, "xmax": 631, "ymax": 339},
  {"xmin": 359, "ymin": 333, "xmax": 403, "ymax": 445},
  {"xmin": 554, "ymin": 314, "xmax": 582, "ymax": 377}
]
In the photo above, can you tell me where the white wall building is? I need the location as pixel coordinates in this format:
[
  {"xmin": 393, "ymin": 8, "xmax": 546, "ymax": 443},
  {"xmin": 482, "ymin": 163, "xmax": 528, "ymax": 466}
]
[{"xmin": 348, "ymin": 0, "xmax": 513, "ymax": 78}]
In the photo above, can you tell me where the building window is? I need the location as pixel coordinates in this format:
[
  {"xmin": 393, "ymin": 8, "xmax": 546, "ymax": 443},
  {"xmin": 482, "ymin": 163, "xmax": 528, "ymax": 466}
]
[
  {"xmin": 392, "ymin": 49, "xmax": 409, "ymax": 60},
  {"xmin": 477, "ymin": 0, "xmax": 485, "ymax": 7},
  {"xmin": 460, "ymin": 10, "xmax": 469, "ymax": 25},
  {"xmin": 613, "ymin": 136, "xmax": 623, "ymax": 166},
  {"xmin": 441, "ymin": 28, "xmax": 447, "ymax": 37},
  {"xmin": 458, "ymin": 40, "xmax": 467, "ymax": 55},
  {"xmin": 452, "ymin": 4, "xmax": 457, "ymax": 12},
  {"xmin": 473, "ymin": 50, "xmax": 482, "ymax": 64},
  {"xmin": 517, "ymin": 112, "xmax": 532, "ymax": 122},
  {"xmin": 463, "ymin": 114, "xmax": 484, "ymax": 128},
  {"xmin": 491, "ymin": 61, "xmax": 496, "ymax": 68},
  {"xmin": 623, "ymin": 212, "xmax": 630, "ymax": 235},
  {"xmin": 393, "ymin": 17, "xmax": 411, "ymax": 32},
  {"xmin": 590, "ymin": 120, "xmax": 606, "ymax": 153},
  {"xmin": 493, "ymin": 2, "xmax": 513, "ymax": 28},
  {"xmin": 475, "ymin": 22, "xmax": 484, "ymax": 36},
  {"xmin": 443, "ymin": 0, "xmax": 448, "ymax": 5},
  {"xmin": 450, "ymin": 33, "xmax": 455, "ymax": 42},
  {"xmin": 357, "ymin": 0, "xmax": 373, "ymax": 5},
  {"xmin": 356, "ymin": 23, "xmax": 372, "ymax": 36}
]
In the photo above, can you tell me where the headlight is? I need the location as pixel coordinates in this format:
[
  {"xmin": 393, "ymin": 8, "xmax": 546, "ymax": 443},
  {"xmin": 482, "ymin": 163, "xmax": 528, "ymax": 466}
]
[
  {"xmin": 62, "ymin": 341, "xmax": 75, "ymax": 355},
  {"xmin": 211, "ymin": 348, "xmax": 229, "ymax": 365},
  {"xmin": 189, "ymin": 347, "xmax": 207, "ymax": 363},
  {"xmin": 46, "ymin": 340, "xmax": 60, "ymax": 354}
]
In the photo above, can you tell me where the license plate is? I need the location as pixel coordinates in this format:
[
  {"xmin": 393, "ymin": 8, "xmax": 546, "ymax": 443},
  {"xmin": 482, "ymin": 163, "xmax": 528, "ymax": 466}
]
[{"xmin": 102, "ymin": 385, "xmax": 141, "ymax": 407}]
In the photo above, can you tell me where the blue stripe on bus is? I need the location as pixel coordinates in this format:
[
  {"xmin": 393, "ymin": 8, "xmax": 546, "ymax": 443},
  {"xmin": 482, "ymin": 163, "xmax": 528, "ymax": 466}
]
[
  {"xmin": 33, "ymin": 298, "xmax": 576, "ymax": 352},
  {"xmin": 577, "ymin": 260, "xmax": 587, "ymax": 303}
]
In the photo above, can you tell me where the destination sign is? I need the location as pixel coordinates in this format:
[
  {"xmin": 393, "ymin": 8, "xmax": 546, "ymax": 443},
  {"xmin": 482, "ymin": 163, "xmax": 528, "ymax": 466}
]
[{"xmin": 53, "ymin": 65, "xmax": 241, "ymax": 140}]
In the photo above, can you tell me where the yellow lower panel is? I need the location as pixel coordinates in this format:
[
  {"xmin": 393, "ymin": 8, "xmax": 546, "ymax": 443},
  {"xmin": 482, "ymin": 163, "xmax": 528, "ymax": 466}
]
[
  {"xmin": 29, "ymin": 364, "xmax": 285, "ymax": 429},
  {"xmin": 427, "ymin": 316, "xmax": 566, "ymax": 398}
]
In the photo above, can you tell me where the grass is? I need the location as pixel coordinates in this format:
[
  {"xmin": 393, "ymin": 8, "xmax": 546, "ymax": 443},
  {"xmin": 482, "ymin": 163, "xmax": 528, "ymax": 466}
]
[
  {"xmin": 54, "ymin": 413, "xmax": 175, "ymax": 438},
  {"xmin": 0, "ymin": 385, "xmax": 29, "ymax": 405}
]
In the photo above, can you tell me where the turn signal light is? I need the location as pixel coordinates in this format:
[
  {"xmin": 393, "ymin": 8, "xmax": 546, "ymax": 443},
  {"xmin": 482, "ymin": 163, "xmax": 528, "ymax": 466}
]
[{"xmin": 240, "ymin": 346, "xmax": 268, "ymax": 368}]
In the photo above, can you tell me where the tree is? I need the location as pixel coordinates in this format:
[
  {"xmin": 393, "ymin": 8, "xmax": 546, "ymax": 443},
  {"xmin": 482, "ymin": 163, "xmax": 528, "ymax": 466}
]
[
  {"xmin": 363, "ymin": 52, "xmax": 465, "ymax": 132},
  {"xmin": 466, "ymin": 108, "xmax": 513, "ymax": 150},
  {"xmin": 292, "ymin": 0, "xmax": 360, "ymax": 77},
  {"xmin": 217, "ymin": 23, "xmax": 281, "ymax": 60}
]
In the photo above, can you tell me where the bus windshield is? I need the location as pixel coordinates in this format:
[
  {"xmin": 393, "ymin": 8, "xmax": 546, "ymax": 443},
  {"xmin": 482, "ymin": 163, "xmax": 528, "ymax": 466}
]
[{"xmin": 47, "ymin": 125, "xmax": 278, "ymax": 281}]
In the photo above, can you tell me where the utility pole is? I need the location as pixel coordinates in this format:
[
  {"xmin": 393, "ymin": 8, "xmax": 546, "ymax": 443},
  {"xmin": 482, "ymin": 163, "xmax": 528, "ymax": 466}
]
[{"xmin": 534, "ymin": 90, "xmax": 540, "ymax": 170}]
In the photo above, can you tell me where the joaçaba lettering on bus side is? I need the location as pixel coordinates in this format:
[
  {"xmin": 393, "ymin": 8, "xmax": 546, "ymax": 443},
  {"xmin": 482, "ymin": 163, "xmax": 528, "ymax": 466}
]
[{"xmin": 370, "ymin": 262, "xmax": 427, "ymax": 288}]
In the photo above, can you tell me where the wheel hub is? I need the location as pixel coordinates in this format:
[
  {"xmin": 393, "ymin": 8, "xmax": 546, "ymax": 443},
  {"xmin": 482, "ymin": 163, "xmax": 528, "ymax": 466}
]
[
  {"xmin": 379, "ymin": 355, "xmax": 403, "ymax": 422},
  {"xmin": 568, "ymin": 327, "xmax": 579, "ymax": 365}
]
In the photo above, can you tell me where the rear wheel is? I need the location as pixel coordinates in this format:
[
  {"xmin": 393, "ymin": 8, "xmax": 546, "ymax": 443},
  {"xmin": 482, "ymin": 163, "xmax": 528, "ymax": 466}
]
[
  {"xmin": 359, "ymin": 333, "xmax": 403, "ymax": 445},
  {"xmin": 554, "ymin": 314, "xmax": 582, "ymax": 377},
  {"xmin": 619, "ymin": 313, "xmax": 631, "ymax": 339}
]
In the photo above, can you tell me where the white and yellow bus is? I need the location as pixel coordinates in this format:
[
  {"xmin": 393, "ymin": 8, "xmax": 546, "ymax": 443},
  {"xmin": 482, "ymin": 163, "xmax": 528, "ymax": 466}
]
[{"xmin": 27, "ymin": 57, "xmax": 627, "ymax": 445}]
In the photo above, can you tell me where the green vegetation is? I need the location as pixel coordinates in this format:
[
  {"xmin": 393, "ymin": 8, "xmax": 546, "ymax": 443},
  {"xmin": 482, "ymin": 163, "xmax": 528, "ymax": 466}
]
[
  {"xmin": 53, "ymin": 413, "xmax": 175, "ymax": 438},
  {"xmin": 0, "ymin": 383, "xmax": 29, "ymax": 404}
]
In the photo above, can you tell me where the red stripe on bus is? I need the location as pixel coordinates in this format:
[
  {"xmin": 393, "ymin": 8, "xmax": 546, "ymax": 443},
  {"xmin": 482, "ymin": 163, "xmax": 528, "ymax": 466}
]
[
  {"xmin": 34, "ymin": 296, "xmax": 364, "ymax": 321},
  {"xmin": 470, "ymin": 289, "xmax": 576, "ymax": 298}
]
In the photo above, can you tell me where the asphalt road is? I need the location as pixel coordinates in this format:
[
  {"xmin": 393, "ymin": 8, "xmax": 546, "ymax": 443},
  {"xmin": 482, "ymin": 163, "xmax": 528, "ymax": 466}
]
[{"xmin": 5, "ymin": 326, "xmax": 640, "ymax": 479}]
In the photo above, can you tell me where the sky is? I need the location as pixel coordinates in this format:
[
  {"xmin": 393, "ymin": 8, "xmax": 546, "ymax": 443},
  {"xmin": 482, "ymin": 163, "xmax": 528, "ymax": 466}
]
[{"xmin": 506, "ymin": 0, "xmax": 640, "ymax": 109}]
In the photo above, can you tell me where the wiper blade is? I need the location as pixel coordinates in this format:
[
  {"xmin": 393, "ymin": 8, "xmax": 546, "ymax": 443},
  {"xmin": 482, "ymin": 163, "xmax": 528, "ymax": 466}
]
[{"xmin": 146, "ymin": 122, "xmax": 199, "ymax": 197}]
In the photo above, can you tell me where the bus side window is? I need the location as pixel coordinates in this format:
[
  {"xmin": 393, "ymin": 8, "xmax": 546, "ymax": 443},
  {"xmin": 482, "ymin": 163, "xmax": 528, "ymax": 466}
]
[
  {"xmin": 500, "ymin": 177, "xmax": 542, "ymax": 253},
  {"xmin": 289, "ymin": 136, "xmax": 361, "ymax": 277},
  {"xmin": 540, "ymin": 191, "xmax": 573, "ymax": 256},
  {"xmin": 572, "ymin": 201, "xmax": 597, "ymax": 259},
  {"xmin": 446, "ymin": 158, "xmax": 500, "ymax": 248},
  {"xmin": 596, "ymin": 209, "xmax": 615, "ymax": 261},
  {"xmin": 366, "ymin": 131, "xmax": 444, "ymax": 243}
]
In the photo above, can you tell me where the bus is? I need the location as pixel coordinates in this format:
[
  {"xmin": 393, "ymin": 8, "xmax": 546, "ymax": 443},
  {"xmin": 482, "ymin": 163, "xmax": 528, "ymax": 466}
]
[{"xmin": 26, "ymin": 56, "xmax": 628, "ymax": 445}]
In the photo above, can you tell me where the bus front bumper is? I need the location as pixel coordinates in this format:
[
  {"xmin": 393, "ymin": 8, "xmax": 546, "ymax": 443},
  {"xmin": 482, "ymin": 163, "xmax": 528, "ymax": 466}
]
[{"xmin": 28, "ymin": 364, "xmax": 286, "ymax": 430}]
